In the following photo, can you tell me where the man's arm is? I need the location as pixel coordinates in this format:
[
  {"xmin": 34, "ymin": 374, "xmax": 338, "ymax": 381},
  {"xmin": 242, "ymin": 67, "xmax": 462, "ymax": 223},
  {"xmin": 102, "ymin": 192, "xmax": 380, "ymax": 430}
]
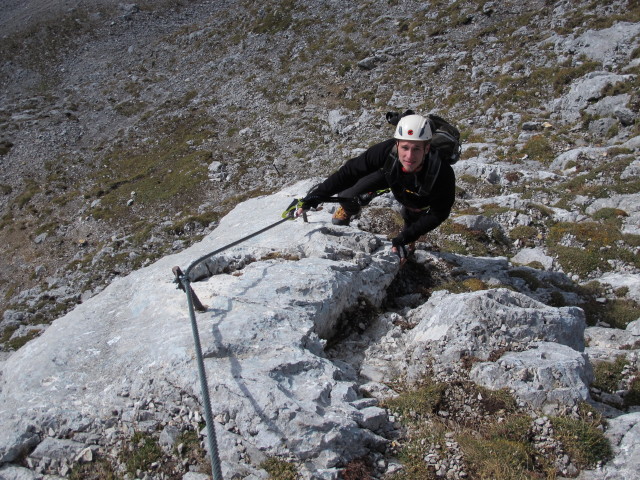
[{"xmin": 303, "ymin": 139, "xmax": 395, "ymax": 205}]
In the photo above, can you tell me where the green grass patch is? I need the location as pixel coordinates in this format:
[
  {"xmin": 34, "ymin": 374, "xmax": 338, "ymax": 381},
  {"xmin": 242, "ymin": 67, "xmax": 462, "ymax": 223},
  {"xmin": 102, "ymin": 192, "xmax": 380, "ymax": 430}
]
[
  {"xmin": 592, "ymin": 356, "xmax": 627, "ymax": 393},
  {"xmin": 87, "ymin": 116, "xmax": 215, "ymax": 222},
  {"xmin": 260, "ymin": 457, "xmax": 298, "ymax": 480},
  {"xmin": 251, "ymin": 0, "xmax": 296, "ymax": 34},
  {"xmin": 0, "ymin": 325, "xmax": 19, "ymax": 345},
  {"xmin": 164, "ymin": 211, "xmax": 218, "ymax": 236},
  {"xmin": 13, "ymin": 180, "xmax": 41, "ymax": 209},
  {"xmin": 385, "ymin": 422, "xmax": 446, "ymax": 480},
  {"xmin": 114, "ymin": 99, "xmax": 147, "ymax": 117},
  {"xmin": 550, "ymin": 415, "xmax": 612, "ymax": 469},
  {"xmin": 508, "ymin": 225, "xmax": 539, "ymax": 247},
  {"xmin": 520, "ymin": 135, "xmax": 555, "ymax": 164},
  {"xmin": 2, "ymin": 324, "xmax": 42, "ymax": 350},
  {"xmin": 439, "ymin": 221, "xmax": 511, "ymax": 257},
  {"xmin": 383, "ymin": 381, "xmax": 447, "ymax": 422},
  {"xmin": 175, "ymin": 429, "xmax": 208, "ymax": 472},
  {"xmin": 494, "ymin": 59, "xmax": 601, "ymax": 109},
  {"xmin": 457, "ymin": 421, "xmax": 540, "ymax": 480},
  {"xmin": 382, "ymin": 376, "xmax": 614, "ymax": 479},
  {"xmin": 69, "ymin": 457, "xmax": 119, "ymax": 480},
  {"xmin": 581, "ymin": 297, "xmax": 640, "ymax": 329},
  {"xmin": 461, "ymin": 146, "xmax": 479, "ymax": 160},
  {"xmin": 554, "ymin": 156, "xmax": 639, "ymax": 200},
  {"xmin": 478, "ymin": 203, "xmax": 512, "ymax": 216},
  {"xmin": 592, "ymin": 208, "xmax": 628, "ymax": 226},
  {"xmin": 435, "ymin": 277, "xmax": 490, "ymax": 294},
  {"xmin": 122, "ymin": 432, "xmax": 163, "ymax": 476},
  {"xmin": 546, "ymin": 221, "xmax": 640, "ymax": 278},
  {"xmin": 0, "ymin": 6, "xmax": 102, "ymax": 81}
]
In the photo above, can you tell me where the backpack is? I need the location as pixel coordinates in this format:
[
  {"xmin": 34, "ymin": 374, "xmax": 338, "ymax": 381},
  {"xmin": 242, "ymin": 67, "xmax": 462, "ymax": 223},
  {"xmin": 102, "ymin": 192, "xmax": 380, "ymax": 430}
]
[{"xmin": 386, "ymin": 110, "xmax": 462, "ymax": 165}]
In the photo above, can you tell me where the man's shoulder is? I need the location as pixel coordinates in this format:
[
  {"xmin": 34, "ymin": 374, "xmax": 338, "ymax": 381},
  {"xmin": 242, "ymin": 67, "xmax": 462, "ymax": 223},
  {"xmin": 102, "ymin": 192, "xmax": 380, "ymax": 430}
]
[
  {"xmin": 365, "ymin": 138, "xmax": 396, "ymax": 157},
  {"xmin": 376, "ymin": 138, "xmax": 396, "ymax": 149}
]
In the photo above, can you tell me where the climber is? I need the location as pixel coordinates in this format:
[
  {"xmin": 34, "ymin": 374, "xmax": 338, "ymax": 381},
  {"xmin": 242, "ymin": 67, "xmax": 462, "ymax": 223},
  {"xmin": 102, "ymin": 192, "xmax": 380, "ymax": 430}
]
[{"xmin": 297, "ymin": 114, "xmax": 456, "ymax": 264}]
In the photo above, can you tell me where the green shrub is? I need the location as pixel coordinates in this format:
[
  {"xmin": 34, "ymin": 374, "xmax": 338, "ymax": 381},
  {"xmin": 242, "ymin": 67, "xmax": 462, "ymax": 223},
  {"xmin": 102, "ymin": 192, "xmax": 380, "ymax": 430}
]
[
  {"xmin": 508, "ymin": 269, "xmax": 543, "ymax": 291},
  {"xmin": 548, "ymin": 291, "xmax": 567, "ymax": 307}
]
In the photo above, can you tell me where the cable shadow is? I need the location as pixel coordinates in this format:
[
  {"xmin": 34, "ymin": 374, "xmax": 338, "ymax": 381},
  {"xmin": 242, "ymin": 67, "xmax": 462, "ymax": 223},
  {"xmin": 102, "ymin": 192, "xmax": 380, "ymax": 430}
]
[{"xmin": 203, "ymin": 261, "xmax": 292, "ymax": 445}]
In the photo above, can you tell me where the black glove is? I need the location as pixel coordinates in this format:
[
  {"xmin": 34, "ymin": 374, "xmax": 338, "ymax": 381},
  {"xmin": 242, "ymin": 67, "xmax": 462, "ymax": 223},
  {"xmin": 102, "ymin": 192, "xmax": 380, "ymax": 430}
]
[
  {"xmin": 300, "ymin": 195, "xmax": 323, "ymax": 210},
  {"xmin": 356, "ymin": 191, "xmax": 376, "ymax": 206},
  {"xmin": 391, "ymin": 237, "xmax": 408, "ymax": 260}
]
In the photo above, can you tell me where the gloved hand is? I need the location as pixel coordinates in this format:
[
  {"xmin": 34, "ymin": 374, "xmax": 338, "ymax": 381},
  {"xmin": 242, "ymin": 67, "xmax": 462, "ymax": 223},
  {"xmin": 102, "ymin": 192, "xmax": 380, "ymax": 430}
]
[
  {"xmin": 300, "ymin": 195, "xmax": 323, "ymax": 210},
  {"xmin": 391, "ymin": 237, "xmax": 408, "ymax": 262}
]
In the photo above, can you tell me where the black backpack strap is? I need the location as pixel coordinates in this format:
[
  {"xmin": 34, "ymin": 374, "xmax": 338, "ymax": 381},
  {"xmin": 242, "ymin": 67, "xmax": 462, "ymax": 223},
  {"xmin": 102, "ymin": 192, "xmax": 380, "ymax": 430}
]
[
  {"xmin": 417, "ymin": 152, "xmax": 441, "ymax": 196},
  {"xmin": 383, "ymin": 144, "xmax": 398, "ymax": 177}
]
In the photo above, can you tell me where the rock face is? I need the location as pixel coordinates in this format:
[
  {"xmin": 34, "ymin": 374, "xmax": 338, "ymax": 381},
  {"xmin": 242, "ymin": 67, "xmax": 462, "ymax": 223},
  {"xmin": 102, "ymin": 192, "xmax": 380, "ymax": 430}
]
[
  {"xmin": 359, "ymin": 288, "xmax": 590, "ymax": 412},
  {"xmin": 408, "ymin": 289, "xmax": 586, "ymax": 359},
  {"xmin": 1, "ymin": 1, "xmax": 640, "ymax": 479},
  {"xmin": 470, "ymin": 342, "xmax": 593, "ymax": 414},
  {"xmin": 0, "ymin": 181, "xmax": 399, "ymax": 478},
  {"xmin": 0, "ymin": 179, "xmax": 639, "ymax": 478}
]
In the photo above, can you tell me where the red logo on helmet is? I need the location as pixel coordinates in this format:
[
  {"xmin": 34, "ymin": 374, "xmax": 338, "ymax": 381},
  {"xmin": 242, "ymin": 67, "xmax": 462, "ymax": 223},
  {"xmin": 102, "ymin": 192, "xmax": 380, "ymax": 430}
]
[{"xmin": 407, "ymin": 129, "xmax": 414, "ymax": 135}]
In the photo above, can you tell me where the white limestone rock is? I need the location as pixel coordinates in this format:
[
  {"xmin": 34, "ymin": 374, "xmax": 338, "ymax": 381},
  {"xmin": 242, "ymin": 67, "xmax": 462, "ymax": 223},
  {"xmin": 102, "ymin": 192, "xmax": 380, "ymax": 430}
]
[
  {"xmin": 549, "ymin": 71, "xmax": 636, "ymax": 124},
  {"xmin": 0, "ymin": 181, "xmax": 397, "ymax": 477},
  {"xmin": 511, "ymin": 247, "xmax": 555, "ymax": 270},
  {"xmin": 550, "ymin": 146, "xmax": 608, "ymax": 171},
  {"xmin": 407, "ymin": 289, "xmax": 586, "ymax": 364},
  {"xmin": 451, "ymin": 215, "xmax": 504, "ymax": 234},
  {"xmin": 469, "ymin": 342, "xmax": 593, "ymax": 414},
  {"xmin": 553, "ymin": 22, "xmax": 640, "ymax": 67},
  {"xmin": 360, "ymin": 288, "xmax": 587, "ymax": 395}
]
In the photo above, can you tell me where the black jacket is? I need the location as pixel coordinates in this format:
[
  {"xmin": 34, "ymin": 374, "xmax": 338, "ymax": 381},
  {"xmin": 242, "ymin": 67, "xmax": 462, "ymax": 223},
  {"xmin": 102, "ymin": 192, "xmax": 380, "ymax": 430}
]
[{"xmin": 311, "ymin": 139, "xmax": 456, "ymax": 244}]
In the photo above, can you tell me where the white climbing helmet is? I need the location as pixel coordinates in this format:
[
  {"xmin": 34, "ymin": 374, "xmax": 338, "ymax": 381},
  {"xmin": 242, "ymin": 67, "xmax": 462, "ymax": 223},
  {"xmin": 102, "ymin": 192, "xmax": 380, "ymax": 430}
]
[{"xmin": 394, "ymin": 114, "xmax": 432, "ymax": 142}]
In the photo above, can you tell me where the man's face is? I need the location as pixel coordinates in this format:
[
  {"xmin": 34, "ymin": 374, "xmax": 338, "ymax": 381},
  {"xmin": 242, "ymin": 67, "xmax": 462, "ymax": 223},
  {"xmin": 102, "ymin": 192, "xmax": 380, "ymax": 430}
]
[{"xmin": 397, "ymin": 140, "xmax": 429, "ymax": 173}]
